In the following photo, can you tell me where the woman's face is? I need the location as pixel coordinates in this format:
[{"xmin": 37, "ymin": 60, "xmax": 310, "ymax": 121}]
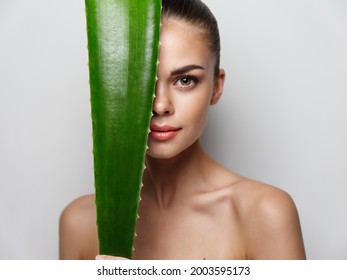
[{"xmin": 147, "ymin": 18, "xmax": 225, "ymax": 159}]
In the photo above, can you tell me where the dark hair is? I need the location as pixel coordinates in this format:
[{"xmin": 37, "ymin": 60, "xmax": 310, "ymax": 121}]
[{"xmin": 162, "ymin": 0, "xmax": 221, "ymax": 77}]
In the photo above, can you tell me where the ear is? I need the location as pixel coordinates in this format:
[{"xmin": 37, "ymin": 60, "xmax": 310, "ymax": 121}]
[{"xmin": 210, "ymin": 69, "xmax": 225, "ymax": 105}]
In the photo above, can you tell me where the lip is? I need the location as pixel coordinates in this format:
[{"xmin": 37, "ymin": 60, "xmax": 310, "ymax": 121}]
[{"xmin": 149, "ymin": 125, "xmax": 181, "ymax": 141}]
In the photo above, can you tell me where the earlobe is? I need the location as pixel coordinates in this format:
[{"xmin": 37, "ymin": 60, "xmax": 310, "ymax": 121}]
[
  {"xmin": 210, "ymin": 92, "xmax": 221, "ymax": 105},
  {"xmin": 210, "ymin": 69, "xmax": 225, "ymax": 105}
]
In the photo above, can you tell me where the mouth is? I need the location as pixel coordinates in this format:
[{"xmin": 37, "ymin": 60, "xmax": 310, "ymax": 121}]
[{"xmin": 149, "ymin": 125, "xmax": 181, "ymax": 141}]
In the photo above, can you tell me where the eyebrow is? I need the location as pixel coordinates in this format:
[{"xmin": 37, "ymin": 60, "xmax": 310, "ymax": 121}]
[{"xmin": 170, "ymin": 64, "xmax": 205, "ymax": 76}]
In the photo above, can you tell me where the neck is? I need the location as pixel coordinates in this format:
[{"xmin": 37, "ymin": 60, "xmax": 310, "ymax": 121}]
[{"xmin": 142, "ymin": 141, "xmax": 209, "ymax": 209}]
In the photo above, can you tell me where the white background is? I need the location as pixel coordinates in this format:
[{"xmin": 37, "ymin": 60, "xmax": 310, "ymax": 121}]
[{"xmin": 0, "ymin": 0, "xmax": 346, "ymax": 259}]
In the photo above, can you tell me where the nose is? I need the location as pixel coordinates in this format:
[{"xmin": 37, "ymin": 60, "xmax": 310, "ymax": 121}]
[{"xmin": 152, "ymin": 82, "xmax": 174, "ymax": 116}]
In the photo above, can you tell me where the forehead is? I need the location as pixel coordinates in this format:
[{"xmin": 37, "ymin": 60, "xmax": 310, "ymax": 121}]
[
  {"xmin": 159, "ymin": 18, "xmax": 214, "ymax": 70},
  {"xmin": 160, "ymin": 18, "xmax": 207, "ymax": 48}
]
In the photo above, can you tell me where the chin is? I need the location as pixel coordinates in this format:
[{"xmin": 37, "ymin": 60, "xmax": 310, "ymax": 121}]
[
  {"xmin": 146, "ymin": 139, "xmax": 199, "ymax": 160},
  {"xmin": 146, "ymin": 149, "xmax": 179, "ymax": 160}
]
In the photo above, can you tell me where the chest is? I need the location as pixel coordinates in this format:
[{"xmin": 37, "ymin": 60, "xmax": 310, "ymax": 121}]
[{"xmin": 132, "ymin": 205, "xmax": 245, "ymax": 260}]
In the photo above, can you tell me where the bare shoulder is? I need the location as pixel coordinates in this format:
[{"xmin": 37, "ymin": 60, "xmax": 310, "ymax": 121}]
[
  {"xmin": 60, "ymin": 194, "xmax": 96, "ymax": 220},
  {"xmin": 231, "ymin": 179, "xmax": 297, "ymax": 218},
  {"xmin": 230, "ymin": 179, "xmax": 306, "ymax": 259},
  {"xmin": 59, "ymin": 194, "xmax": 98, "ymax": 259}
]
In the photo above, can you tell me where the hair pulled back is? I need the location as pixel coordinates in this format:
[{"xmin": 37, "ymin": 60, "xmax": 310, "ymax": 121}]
[{"xmin": 161, "ymin": 0, "xmax": 221, "ymax": 77}]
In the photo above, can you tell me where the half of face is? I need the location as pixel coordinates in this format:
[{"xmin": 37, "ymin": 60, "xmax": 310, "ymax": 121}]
[{"xmin": 147, "ymin": 18, "xmax": 225, "ymax": 160}]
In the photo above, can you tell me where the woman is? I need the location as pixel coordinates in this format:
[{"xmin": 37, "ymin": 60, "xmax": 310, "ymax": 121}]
[{"xmin": 60, "ymin": 0, "xmax": 306, "ymax": 260}]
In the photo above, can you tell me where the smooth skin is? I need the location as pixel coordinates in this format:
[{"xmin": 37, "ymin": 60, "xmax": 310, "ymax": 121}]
[{"xmin": 59, "ymin": 18, "xmax": 306, "ymax": 260}]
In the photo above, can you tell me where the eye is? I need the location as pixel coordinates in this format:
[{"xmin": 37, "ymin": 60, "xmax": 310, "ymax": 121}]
[
  {"xmin": 174, "ymin": 75, "xmax": 198, "ymax": 88},
  {"xmin": 179, "ymin": 77, "xmax": 193, "ymax": 86}
]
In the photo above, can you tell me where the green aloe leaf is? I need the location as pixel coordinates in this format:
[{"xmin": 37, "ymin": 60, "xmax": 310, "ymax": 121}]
[{"xmin": 85, "ymin": 0, "xmax": 161, "ymax": 258}]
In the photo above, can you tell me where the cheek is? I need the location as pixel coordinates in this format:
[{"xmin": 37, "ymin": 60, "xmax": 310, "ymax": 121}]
[{"xmin": 177, "ymin": 94, "xmax": 211, "ymax": 131}]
